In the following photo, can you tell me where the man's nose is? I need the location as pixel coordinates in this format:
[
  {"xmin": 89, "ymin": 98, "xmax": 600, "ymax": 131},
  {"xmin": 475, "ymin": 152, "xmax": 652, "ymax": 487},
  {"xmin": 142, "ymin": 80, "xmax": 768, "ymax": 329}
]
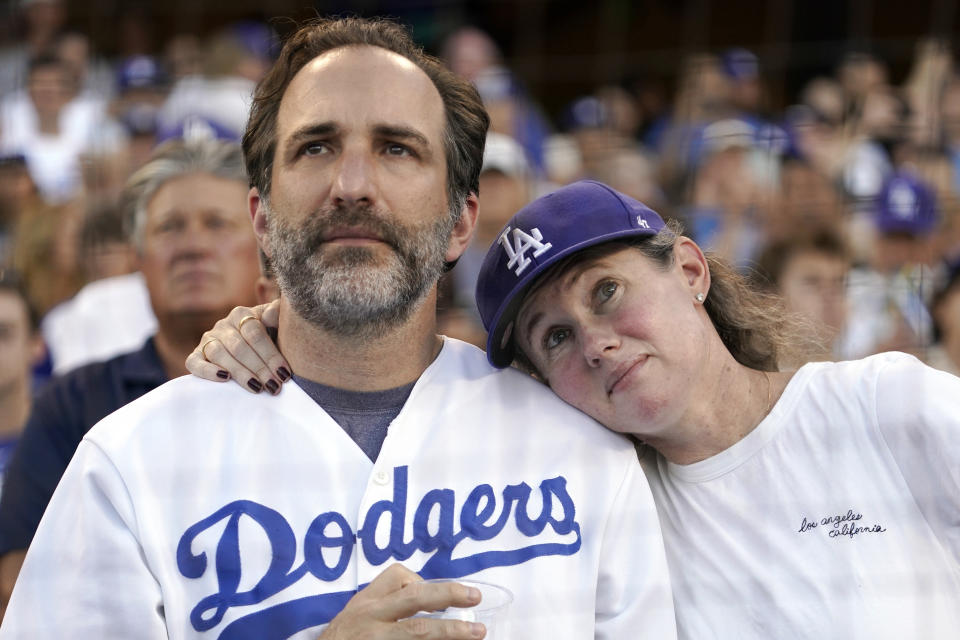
[
  {"xmin": 173, "ymin": 220, "xmax": 218, "ymax": 256},
  {"xmin": 330, "ymin": 148, "xmax": 377, "ymax": 207}
]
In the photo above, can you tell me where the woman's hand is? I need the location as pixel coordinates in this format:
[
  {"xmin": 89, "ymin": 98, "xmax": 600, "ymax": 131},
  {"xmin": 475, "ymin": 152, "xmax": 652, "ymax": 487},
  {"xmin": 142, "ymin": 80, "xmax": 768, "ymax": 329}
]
[{"xmin": 185, "ymin": 300, "xmax": 291, "ymax": 394}]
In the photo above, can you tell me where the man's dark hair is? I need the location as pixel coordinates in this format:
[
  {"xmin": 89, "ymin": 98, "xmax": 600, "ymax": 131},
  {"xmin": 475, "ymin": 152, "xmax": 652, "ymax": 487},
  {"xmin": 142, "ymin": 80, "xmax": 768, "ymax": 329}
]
[{"xmin": 243, "ymin": 17, "xmax": 489, "ymax": 218}]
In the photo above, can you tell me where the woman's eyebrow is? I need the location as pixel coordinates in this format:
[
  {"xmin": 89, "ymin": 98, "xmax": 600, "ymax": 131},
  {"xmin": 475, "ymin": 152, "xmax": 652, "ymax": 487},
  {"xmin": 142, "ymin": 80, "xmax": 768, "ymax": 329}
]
[{"xmin": 521, "ymin": 310, "xmax": 546, "ymax": 347}]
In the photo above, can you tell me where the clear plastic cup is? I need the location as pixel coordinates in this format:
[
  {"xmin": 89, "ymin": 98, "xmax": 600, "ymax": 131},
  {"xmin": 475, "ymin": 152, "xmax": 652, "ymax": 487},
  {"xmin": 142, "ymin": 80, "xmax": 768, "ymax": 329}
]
[{"xmin": 412, "ymin": 579, "xmax": 513, "ymax": 638}]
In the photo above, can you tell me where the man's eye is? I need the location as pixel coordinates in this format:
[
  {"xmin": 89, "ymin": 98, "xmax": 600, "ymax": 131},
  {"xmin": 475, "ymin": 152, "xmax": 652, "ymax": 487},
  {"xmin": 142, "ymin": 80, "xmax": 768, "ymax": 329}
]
[
  {"xmin": 155, "ymin": 220, "xmax": 181, "ymax": 233},
  {"xmin": 544, "ymin": 328, "xmax": 570, "ymax": 350},
  {"xmin": 302, "ymin": 142, "xmax": 328, "ymax": 156},
  {"xmin": 385, "ymin": 143, "xmax": 411, "ymax": 157}
]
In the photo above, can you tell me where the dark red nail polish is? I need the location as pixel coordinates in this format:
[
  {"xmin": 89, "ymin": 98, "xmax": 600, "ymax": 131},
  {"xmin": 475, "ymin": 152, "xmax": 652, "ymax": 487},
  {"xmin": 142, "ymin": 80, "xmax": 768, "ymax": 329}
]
[
  {"xmin": 277, "ymin": 366, "xmax": 291, "ymax": 381},
  {"xmin": 247, "ymin": 379, "xmax": 263, "ymax": 393},
  {"xmin": 265, "ymin": 379, "xmax": 279, "ymax": 394},
  {"xmin": 216, "ymin": 370, "xmax": 229, "ymax": 380}
]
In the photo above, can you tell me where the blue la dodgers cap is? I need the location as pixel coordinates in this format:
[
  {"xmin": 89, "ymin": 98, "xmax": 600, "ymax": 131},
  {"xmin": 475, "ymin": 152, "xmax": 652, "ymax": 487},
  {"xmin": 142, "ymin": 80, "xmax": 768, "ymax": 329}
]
[
  {"xmin": 874, "ymin": 171, "xmax": 938, "ymax": 236},
  {"xmin": 476, "ymin": 180, "xmax": 666, "ymax": 368},
  {"xmin": 117, "ymin": 55, "xmax": 168, "ymax": 92}
]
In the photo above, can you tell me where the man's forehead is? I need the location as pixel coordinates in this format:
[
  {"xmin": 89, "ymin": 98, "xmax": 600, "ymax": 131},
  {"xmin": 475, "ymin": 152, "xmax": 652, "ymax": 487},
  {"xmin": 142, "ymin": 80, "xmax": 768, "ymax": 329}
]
[
  {"xmin": 147, "ymin": 174, "xmax": 246, "ymax": 212},
  {"xmin": 301, "ymin": 44, "xmax": 422, "ymax": 77},
  {"xmin": 277, "ymin": 45, "xmax": 444, "ymax": 137}
]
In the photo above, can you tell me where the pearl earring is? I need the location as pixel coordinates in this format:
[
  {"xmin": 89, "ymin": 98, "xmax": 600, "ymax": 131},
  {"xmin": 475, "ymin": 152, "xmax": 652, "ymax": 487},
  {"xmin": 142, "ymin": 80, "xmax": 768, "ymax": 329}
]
[{"xmin": 695, "ymin": 293, "xmax": 705, "ymax": 303}]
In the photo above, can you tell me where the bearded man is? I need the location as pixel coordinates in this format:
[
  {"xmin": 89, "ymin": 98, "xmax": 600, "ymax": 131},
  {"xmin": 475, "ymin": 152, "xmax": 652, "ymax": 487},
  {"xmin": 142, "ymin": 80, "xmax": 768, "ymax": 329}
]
[{"xmin": 0, "ymin": 18, "xmax": 675, "ymax": 640}]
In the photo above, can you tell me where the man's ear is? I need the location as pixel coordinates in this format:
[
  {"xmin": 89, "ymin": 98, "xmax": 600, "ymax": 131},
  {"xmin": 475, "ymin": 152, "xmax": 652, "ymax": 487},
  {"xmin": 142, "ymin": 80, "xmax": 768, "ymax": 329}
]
[
  {"xmin": 445, "ymin": 192, "xmax": 479, "ymax": 262},
  {"xmin": 674, "ymin": 236, "xmax": 711, "ymax": 299},
  {"xmin": 249, "ymin": 187, "xmax": 271, "ymax": 258}
]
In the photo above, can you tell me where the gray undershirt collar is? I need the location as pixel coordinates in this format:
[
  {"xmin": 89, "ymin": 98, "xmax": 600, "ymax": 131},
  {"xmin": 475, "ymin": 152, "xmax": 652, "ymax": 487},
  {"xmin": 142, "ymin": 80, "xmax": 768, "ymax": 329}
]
[{"xmin": 293, "ymin": 375, "xmax": 415, "ymax": 462}]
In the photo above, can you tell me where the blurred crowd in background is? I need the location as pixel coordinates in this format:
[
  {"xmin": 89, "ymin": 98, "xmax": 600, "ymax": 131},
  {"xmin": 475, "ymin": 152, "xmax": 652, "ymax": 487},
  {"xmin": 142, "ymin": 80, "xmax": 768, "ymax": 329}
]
[{"xmin": 2, "ymin": 0, "xmax": 960, "ymax": 481}]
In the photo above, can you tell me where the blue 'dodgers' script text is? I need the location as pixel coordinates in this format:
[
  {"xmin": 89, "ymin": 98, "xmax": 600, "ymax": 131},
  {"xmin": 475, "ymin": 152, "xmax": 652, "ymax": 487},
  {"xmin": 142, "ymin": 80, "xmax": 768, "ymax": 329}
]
[{"xmin": 176, "ymin": 465, "xmax": 581, "ymax": 639}]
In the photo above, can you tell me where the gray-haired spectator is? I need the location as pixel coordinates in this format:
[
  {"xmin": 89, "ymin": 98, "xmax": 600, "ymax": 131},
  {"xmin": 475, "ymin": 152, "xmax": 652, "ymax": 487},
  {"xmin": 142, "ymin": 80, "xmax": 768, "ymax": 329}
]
[{"xmin": 0, "ymin": 138, "xmax": 261, "ymax": 619}]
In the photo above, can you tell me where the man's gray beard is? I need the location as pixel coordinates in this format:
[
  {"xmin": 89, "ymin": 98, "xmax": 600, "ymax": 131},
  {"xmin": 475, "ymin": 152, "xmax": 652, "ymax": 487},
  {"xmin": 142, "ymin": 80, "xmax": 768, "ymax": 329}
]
[{"xmin": 265, "ymin": 201, "xmax": 456, "ymax": 339}]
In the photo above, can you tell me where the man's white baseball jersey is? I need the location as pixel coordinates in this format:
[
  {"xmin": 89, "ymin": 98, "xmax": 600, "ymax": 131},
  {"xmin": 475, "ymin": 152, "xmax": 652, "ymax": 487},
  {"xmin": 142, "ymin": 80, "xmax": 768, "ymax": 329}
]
[{"xmin": 2, "ymin": 338, "xmax": 676, "ymax": 639}]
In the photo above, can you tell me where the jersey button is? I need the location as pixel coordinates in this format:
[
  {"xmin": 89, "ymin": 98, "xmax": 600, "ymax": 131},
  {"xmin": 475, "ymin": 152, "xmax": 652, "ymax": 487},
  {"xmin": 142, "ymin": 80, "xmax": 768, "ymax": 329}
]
[{"xmin": 373, "ymin": 470, "xmax": 390, "ymax": 486}]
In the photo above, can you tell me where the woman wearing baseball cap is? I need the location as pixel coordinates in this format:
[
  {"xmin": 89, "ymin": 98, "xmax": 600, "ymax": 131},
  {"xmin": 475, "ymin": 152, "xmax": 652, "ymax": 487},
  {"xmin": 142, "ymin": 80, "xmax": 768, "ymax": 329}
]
[{"xmin": 190, "ymin": 180, "xmax": 960, "ymax": 638}]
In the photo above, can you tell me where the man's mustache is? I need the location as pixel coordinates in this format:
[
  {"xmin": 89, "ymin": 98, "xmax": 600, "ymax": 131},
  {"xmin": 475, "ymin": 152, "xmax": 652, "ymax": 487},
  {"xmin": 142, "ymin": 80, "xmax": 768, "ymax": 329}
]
[{"xmin": 301, "ymin": 205, "xmax": 404, "ymax": 252}]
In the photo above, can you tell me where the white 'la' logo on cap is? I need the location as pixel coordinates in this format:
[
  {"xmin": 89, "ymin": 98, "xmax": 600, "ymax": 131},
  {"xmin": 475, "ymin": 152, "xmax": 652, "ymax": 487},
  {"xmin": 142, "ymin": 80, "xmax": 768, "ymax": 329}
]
[{"xmin": 498, "ymin": 226, "xmax": 553, "ymax": 276}]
